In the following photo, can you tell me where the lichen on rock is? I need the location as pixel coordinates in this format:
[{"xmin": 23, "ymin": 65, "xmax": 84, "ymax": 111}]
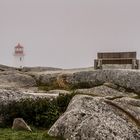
[{"xmin": 48, "ymin": 95, "xmax": 140, "ymax": 140}]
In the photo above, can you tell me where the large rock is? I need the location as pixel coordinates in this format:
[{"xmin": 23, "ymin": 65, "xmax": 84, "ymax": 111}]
[
  {"xmin": 61, "ymin": 70, "xmax": 140, "ymax": 93},
  {"xmin": 48, "ymin": 95, "xmax": 140, "ymax": 140},
  {"xmin": 12, "ymin": 118, "xmax": 32, "ymax": 131},
  {"xmin": 75, "ymin": 85, "xmax": 136, "ymax": 97},
  {"xmin": 0, "ymin": 88, "xmax": 61, "ymax": 104},
  {"xmin": 31, "ymin": 69, "xmax": 140, "ymax": 94},
  {"xmin": 0, "ymin": 71, "xmax": 36, "ymax": 88}
]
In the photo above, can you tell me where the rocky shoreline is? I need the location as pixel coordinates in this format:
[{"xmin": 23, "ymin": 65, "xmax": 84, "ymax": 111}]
[{"xmin": 0, "ymin": 65, "xmax": 140, "ymax": 139}]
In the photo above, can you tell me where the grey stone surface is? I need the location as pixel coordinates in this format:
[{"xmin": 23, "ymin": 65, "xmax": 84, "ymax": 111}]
[
  {"xmin": 0, "ymin": 88, "xmax": 60, "ymax": 104},
  {"xmin": 48, "ymin": 95, "xmax": 140, "ymax": 140},
  {"xmin": 103, "ymin": 82, "xmax": 118, "ymax": 89},
  {"xmin": 0, "ymin": 71, "xmax": 36, "ymax": 88},
  {"xmin": 0, "ymin": 66, "xmax": 140, "ymax": 140},
  {"xmin": 21, "ymin": 66, "xmax": 62, "ymax": 72},
  {"xmin": 75, "ymin": 85, "xmax": 136, "ymax": 97},
  {"xmin": 0, "ymin": 64, "xmax": 17, "ymax": 71},
  {"xmin": 12, "ymin": 118, "xmax": 32, "ymax": 131},
  {"xmin": 31, "ymin": 69, "xmax": 140, "ymax": 94},
  {"xmin": 62, "ymin": 70, "xmax": 140, "ymax": 94},
  {"xmin": 48, "ymin": 90, "xmax": 70, "ymax": 95}
]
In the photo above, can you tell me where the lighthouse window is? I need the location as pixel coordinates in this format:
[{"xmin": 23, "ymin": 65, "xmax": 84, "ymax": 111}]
[{"xmin": 20, "ymin": 57, "xmax": 22, "ymax": 61}]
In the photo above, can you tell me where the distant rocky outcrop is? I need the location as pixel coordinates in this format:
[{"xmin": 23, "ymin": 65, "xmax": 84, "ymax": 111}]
[
  {"xmin": 0, "ymin": 64, "xmax": 62, "ymax": 72},
  {"xmin": 12, "ymin": 118, "xmax": 32, "ymax": 131},
  {"xmin": 21, "ymin": 66, "xmax": 62, "ymax": 72},
  {"xmin": 0, "ymin": 64, "xmax": 16, "ymax": 71},
  {"xmin": 48, "ymin": 95, "xmax": 140, "ymax": 140}
]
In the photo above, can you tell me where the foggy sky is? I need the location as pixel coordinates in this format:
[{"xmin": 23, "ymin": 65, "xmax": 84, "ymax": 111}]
[{"xmin": 0, "ymin": 0, "xmax": 140, "ymax": 68}]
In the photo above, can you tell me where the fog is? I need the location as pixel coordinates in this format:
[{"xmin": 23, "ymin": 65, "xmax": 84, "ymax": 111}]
[{"xmin": 0, "ymin": 0, "xmax": 140, "ymax": 68}]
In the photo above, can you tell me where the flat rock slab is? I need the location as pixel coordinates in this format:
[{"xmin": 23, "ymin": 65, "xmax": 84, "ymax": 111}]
[
  {"xmin": 75, "ymin": 85, "xmax": 136, "ymax": 97},
  {"xmin": 0, "ymin": 89, "xmax": 62, "ymax": 104}
]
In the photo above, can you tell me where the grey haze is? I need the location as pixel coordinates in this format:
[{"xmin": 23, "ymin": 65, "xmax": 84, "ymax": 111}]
[{"xmin": 0, "ymin": 0, "xmax": 140, "ymax": 68}]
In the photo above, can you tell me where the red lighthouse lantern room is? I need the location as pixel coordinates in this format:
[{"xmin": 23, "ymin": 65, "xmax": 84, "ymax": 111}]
[{"xmin": 14, "ymin": 43, "xmax": 24, "ymax": 56}]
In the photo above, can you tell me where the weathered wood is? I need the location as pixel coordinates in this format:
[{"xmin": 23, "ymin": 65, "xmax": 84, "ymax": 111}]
[
  {"xmin": 98, "ymin": 52, "xmax": 136, "ymax": 59},
  {"xmin": 95, "ymin": 52, "xmax": 139, "ymax": 69},
  {"xmin": 102, "ymin": 59, "xmax": 133, "ymax": 64}
]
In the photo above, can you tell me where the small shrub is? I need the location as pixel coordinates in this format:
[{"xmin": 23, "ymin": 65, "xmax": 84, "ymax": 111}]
[{"xmin": 56, "ymin": 92, "xmax": 76, "ymax": 113}]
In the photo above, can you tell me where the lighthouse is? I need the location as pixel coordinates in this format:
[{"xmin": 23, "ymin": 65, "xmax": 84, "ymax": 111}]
[{"xmin": 14, "ymin": 43, "xmax": 25, "ymax": 68}]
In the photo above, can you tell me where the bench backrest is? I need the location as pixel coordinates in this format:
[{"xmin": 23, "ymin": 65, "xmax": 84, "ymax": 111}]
[
  {"xmin": 97, "ymin": 52, "xmax": 136, "ymax": 59},
  {"xmin": 97, "ymin": 52, "xmax": 136, "ymax": 64}
]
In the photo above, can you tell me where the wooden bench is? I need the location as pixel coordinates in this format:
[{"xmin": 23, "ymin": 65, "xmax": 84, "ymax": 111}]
[{"xmin": 94, "ymin": 52, "xmax": 139, "ymax": 69}]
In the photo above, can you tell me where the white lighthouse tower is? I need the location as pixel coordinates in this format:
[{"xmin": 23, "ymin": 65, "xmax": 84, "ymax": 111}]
[{"xmin": 14, "ymin": 43, "xmax": 25, "ymax": 68}]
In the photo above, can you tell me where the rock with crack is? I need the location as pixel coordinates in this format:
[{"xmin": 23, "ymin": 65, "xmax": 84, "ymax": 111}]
[
  {"xmin": 65, "ymin": 70, "xmax": 140, "ymax": 93},
  {"xmin": 29, "ymin": 69, "xmax": 140, "ymax": 94},
  {"xmin": 48, "ymin": 90, "xmax": 70, "ymax": 96},
  {"xmin": 103, "ymin": 82, "xmax": 118, "ymax": 89},
  {"xmin": 107, "ymin": 97, "xmax": 140, "ymax": 123},
  {"xmin": 48, "ymin": 95, "xmax": 140, "ymax": 140},
  {"xmin": 12, "ymin": 118, "xmax": 32, "ymax": 131},
  {"xmin": 0, "ymin": 88, "xmax": 62, "ymax": 104},
  {"xmin": 75, "ymin": 85, "xmax": 136, "ymax": 97}
]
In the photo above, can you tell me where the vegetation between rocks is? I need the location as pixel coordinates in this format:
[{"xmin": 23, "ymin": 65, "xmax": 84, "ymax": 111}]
[{"xmin": 0, "ymin": 93, "xmax": 76, "ymax": 128}]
